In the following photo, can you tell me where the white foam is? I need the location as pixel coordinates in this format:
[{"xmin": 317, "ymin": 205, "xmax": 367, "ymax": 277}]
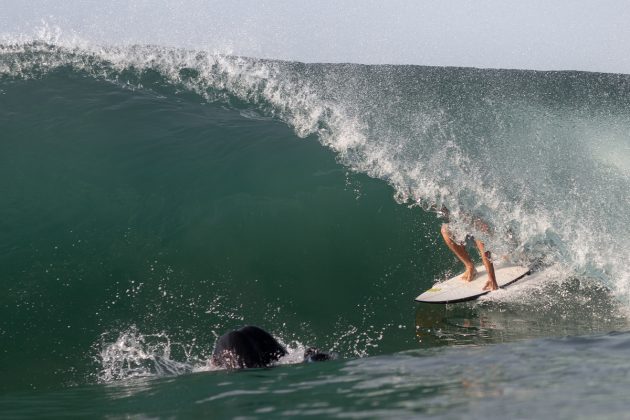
[
  {"xmin": 96, "ymin": 325, "xmax": 325, "ymax": 382},
  {"xmin": 97, "ymin": 326, "xmax": 200, "ymax": 382}
]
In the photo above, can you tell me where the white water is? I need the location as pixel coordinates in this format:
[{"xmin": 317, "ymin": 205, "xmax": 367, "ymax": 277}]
[{"xmin": 96, "ymin": 325, "xmax": 322, "ymax": 382}]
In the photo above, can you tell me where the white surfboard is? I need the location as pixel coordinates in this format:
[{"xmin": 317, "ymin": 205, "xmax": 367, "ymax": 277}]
[{"xmin": 415, "ymin": 264, "xmax": 530, "ymax": 304}]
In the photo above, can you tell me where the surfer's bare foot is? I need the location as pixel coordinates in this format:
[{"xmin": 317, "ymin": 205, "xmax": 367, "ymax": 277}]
[
  {"xmin": 462, "ymin": 266, "xmax": 477, "ymax": 282},
  {"xmin": 482, "ymin": 279, "xmax": 498, "ymax": 291}
]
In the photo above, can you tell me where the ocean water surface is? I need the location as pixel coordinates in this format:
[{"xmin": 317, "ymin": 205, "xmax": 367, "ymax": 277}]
[{"xmin": 1, "ymin": 40, "xmax": 630, "ymax": 418}]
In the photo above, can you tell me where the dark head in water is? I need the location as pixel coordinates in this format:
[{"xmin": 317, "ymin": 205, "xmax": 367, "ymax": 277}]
[
  {"xmin": 212, "ymin": 325, "xmax": 288, "ymax": 369},
  {"xmin": 212, "ymin": 325, "xmax": 335, "ymax": 369}
]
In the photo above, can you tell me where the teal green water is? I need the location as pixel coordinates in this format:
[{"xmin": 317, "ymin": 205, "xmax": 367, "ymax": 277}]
[
  {"xmin": 2, "ymin": 44, "xmax": 630, "ymax": 418},
  {"xmin": 1, "ymin": 69, "xmax": 441, "ymax": 391}
]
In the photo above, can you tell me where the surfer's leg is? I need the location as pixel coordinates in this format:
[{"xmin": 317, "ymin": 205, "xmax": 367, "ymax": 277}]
[
  {"xmin": 440, "ymin": 224, "xmax": 477, "ymax": 281},
  {"xmin": 475, "ymin": 240, "xmax": 498, "ymax": 291}
]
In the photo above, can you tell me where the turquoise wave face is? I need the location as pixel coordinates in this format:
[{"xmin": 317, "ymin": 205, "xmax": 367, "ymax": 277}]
[
  {"xmin": 0, "ymin": 68, "xmax": 445, "ymax": 392},
  {"xmin": 1, "ymin": 44, "xmax": 629, "ymax": 408}
]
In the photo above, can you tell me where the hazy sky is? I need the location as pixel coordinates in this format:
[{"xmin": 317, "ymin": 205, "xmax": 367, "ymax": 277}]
[{"xmin": 2, "ymin": 0, "xmax": 630, "ymax": 73}]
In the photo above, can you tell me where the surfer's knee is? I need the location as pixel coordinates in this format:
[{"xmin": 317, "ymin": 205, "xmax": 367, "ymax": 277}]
[
  {"xmin": 440, "ymin": 223, "xmax": 451, "ymax": 239},
  {"xmin": 479, "ymin": 247, "xmax": 492, "ymax": 262},
  {"xmin": 474, "ymin": 240, "xmax": 492, "ymax": 262}
]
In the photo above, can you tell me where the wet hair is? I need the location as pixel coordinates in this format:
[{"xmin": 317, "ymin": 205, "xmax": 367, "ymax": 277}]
[{"xmin": 212, "ymin": 325, "xmax": 287, "ymax": 369}]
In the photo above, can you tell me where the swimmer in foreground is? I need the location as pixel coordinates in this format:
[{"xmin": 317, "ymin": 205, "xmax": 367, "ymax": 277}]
[
  {"xmin": 212, "ymin": 325, "xmax": 335, "ymax": 369},
  {"xmin": 439, "ymin": 208, "xmax": 498, "ymax": 291}
]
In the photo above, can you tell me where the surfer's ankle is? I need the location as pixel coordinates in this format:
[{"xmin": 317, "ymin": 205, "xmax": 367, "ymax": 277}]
[
  {"xmin": 482, "ymin": 280, "xmax": 498, "ymax": 291},
  {"xmin": 463, "ymin": 266, "xmax": 477, "ymax": 281}
]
